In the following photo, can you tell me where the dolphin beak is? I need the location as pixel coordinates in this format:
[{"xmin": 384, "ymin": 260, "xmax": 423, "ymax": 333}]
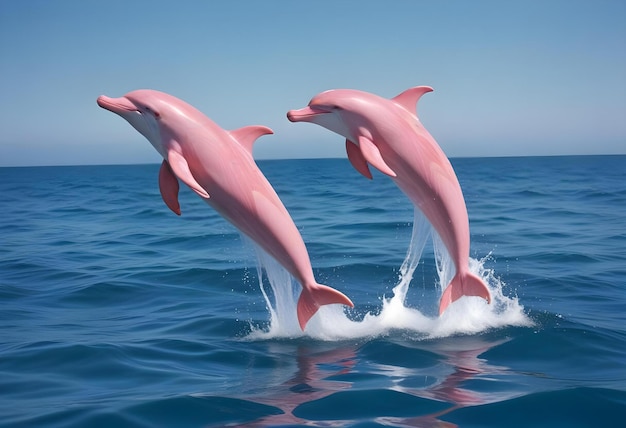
[
  {"xmin": 97, "ymin": 95, "xmax": 137, "ymax": 114},
  {"xmin": 286, "ymin": 106, "xmax": 328, "ymax": 123}
]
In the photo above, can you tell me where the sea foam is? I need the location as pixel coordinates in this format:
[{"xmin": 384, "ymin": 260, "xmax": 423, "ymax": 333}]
[{"xmin": 247, "ymin": 208, "xmax": 532, "ymax": 341}]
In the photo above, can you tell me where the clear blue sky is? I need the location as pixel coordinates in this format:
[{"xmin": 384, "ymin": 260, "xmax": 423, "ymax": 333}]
[{"xmin": 1, "ymin": 0, "xmax": 624, "ymax": 166}]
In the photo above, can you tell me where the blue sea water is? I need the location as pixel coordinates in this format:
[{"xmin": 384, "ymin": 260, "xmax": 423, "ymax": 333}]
[{"xmin": 1, "ymin": 155, "xmax": 625, "ymax": 427}]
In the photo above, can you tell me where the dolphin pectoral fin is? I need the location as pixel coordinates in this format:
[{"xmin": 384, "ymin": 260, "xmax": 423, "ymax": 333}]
[
  {"xmin": 297, "ymin": 283, "xmax": 354, "ymax": 330},
  {"xmin": 358, "ymin": 136, "xmax": 397, "ymax": 178},
  {"xmin": 346, "ymin": 139, "xmax": 373, "ymax": 179},
  {"xmin": 229, "ymin": 125, "xmax": 274, "ymax": 154},
  {"xmin": 439, "ymin": 272, "xmax": 491, "ymax": 315},
  {"xmin": 166, "ymin": 150, "xmax": 210, "ymax": 199},
  {"xmin": 158, "ymin": 160, "xmax": 181, "ymax": 215},
  {"xmin": 391, "ymin": 86, "xmax": 433, "ymax": 116}
]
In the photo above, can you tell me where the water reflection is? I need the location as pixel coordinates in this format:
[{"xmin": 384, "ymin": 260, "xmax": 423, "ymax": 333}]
[
  {"xmin": 237, "ymin": 343, "xmax": 357, "ymax": 427},
  {"xmin": 379, "ymin": 336, "xmax": 512, "ymax": 427},
  {"xmin": 236, "ymin": 335, "xmax": 513, "ymax": 427}
]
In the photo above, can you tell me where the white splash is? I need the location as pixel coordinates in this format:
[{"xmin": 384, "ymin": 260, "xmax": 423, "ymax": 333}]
[{"xmin": 246, "ymin": 208, "xmax": 532, "ymax": 341}]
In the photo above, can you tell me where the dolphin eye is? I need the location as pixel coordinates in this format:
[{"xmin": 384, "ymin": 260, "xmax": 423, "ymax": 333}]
[{"xmin": 144, "ymin": 106, "xmax": 160, "ymax": 118}]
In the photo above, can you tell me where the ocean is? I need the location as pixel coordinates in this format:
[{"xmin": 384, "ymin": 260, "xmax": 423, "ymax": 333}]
[{"xmin": 1, "ymin": 155, "xmax": 625, "ymax": 427}]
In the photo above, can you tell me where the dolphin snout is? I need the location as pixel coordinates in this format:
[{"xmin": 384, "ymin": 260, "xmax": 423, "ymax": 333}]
[
  {"xmin": 96, "ymin": 95, "xmax": 112, "ymax": 109},
  {"xmin": 286, "ymin": 110, "xmax": 299, "ymax": 122},
  {"xmin": 287, "ymin": 106, "xmax": 325, "ymax": 122},
  {"xmin": 97, "ymin": 95, "xmax": 137, "ymax": 113}
]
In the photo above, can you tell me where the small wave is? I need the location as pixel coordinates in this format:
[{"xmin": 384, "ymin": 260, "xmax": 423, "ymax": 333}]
[{"xmin": 441, "ymin": 387, "xmax": 626, "ymax": 427}]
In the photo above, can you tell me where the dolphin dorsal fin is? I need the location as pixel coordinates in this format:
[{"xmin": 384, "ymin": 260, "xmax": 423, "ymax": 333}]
[
  {"xmin": 230, "ymin": 125, "xmax": 274, "ymax": 154},
  {"xmin": 391, "ymin": 86, "xmax": 433, "ymax": 116}
]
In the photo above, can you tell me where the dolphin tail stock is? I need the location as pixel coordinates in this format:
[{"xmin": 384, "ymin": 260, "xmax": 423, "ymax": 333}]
[
  {"xmin": 297, "ymin": 283, "xmax": 354, "ymax": 330},
  {"xmin": 439, "ymin": 271, "xmax": 491, "ymax": 315}
]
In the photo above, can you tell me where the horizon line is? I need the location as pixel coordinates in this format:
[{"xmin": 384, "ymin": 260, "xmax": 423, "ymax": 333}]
[{"xmin": 1, "ymin": 152, "xmax": 625, "ymax": 169}]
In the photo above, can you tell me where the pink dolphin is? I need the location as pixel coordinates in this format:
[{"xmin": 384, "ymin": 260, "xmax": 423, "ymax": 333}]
[
  {"xmin": 287, "ymin": 86, "xmax": 490, "ymax": 314},
  {"xmin": 97, "ymin": 89, "xmax": 353, "ymax": 329}
]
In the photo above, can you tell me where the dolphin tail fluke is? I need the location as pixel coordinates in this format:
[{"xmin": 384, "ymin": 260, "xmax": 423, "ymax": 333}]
[
  {"xmin": 297, "ymin": 284, "xmax": 354, "ymax": 331},
  {"xmin": 439, "ymin": 272, "xmax": 491, "ymax": 315}
]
